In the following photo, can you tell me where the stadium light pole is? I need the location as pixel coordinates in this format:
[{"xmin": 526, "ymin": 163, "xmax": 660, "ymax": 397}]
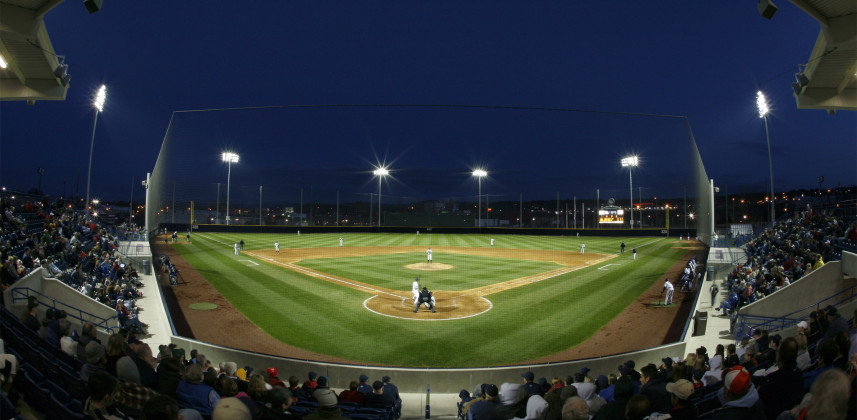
[
  {"xmin": 757, "ymin": 91, "xmax": 775, "ymax": 226},
  {"xmin": 373, "ymin": 167, "xmax": 388, "ymax": 227},
  {"xmin": 621, "ymin": 156, "xmax": 639, "ymax": 229},
  {"xmin": 222, "ymin": 152, "xmax": 239, "ymax": 225},
  {"xmin": 473, "ymin": 169, "xmax": 487, "ymax": 228},
  {"xmin": 85, "ymin": 84, "xmax": 107, "ymax": 214}
]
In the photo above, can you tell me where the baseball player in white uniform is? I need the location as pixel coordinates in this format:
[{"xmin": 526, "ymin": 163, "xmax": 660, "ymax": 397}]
[
  {"xmin": 490, "ymin": 238, "xmax": 494, "ymax": 247},
  {"xmin": 580, "ymin": 243, "xmax": 585, "ymax": 254},
  {"xmin": 662, "ymin": 278, "xmax": 674, "ymax": 305},
  {"xmin": 339, "ymin": 237, "xmax": 343, "ymax": 247},
  {"xmin": 412, "ymin": 278, "xmax": 420, "ymax": 302},
  {"xmin": 234, "ymin": 243, "xmax": 239, "ymax": 256},
  {"xmin": 426, "ymin": 247, "xmax": 433, "ymax": 263},
  {"xmin": 274, "ymin": 241, "xmax": 279, "ymax": 254}
]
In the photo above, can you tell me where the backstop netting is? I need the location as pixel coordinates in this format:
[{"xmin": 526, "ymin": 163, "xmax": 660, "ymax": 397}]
[{"xmin": 145, "ymin": 105, "xmax": 712, "ymax": 242}]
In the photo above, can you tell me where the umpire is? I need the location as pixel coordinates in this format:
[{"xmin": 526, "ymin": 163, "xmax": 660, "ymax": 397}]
[{"xmin": 413, "ymin": 287, "xmax": 436, "ymax": 313}]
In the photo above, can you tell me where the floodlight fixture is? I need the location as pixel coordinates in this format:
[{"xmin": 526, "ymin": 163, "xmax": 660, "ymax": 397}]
[
  {"xmin": 373, "ymin": 166, "xmax": 389, "ymax": 226},
  {"xmin": 94, "ymin": 84, "xmax": 106, "ymax": 112},
  {"xmin": 621, "ymin": 156, "xmax": 639, "ymax": 229},
  {"xmin": 472, "ymin": 169, "xmax": 488, "ymax": 228},
  {"xmin": 222, "ymin": 152, "xmax": 240, "ymax": 225},
  {"xmin": 0, "ymin": 54, "xmax": 7, "ymax": 69},
  {"xmin": 756, "ymin": 90, "xmax": 775, "ymax": 224},
  {"xmin": 222, "ymin": 152, "xmax": 240, "ymax": 163},
  {"xmin": 85, "ymin": 84, "xmax": 108, "ymax": 214},
  {"xmin": 756, "ymin": 91, "xmax": 769, "ymax": 118}
]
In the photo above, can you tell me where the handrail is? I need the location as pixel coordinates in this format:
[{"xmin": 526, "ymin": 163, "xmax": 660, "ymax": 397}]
[
  {"xmin": 10, "ymin": 287, "xmax": 119, "ymax": 333},
  {"xmin": 734, "ymin": 283, "xmax": 857, "ymax": 341}
]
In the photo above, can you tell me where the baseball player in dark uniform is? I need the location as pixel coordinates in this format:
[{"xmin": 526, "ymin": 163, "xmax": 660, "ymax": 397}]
[{"xmin": 413, "ymin": 287, "xmax": 436, "ymax": 313}]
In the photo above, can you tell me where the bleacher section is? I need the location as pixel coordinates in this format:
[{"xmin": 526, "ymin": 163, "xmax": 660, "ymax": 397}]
[{"xmin": 2, "ymin": 197, "xmax": 855, "ymax": 419}]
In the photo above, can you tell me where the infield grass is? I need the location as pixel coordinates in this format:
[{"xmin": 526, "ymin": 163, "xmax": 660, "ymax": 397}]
[{"xmin": 174, "ymin": 232, "xmax": 692, "ymax": 367}]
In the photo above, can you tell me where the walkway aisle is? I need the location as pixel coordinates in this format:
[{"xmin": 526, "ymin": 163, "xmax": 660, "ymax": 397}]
[{"xmin": 122, "ymin": 241, "xmax": 171, "ymax": 346}]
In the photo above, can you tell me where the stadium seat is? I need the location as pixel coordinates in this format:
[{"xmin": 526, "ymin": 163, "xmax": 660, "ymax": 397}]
[{"xmin": 56, "ymin": 399, "xmax": 86, "ymax": 420}]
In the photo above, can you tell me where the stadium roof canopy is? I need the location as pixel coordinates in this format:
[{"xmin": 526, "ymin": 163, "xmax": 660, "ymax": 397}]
[
  {"xmin": 787, "ymin": 0, "xmax": 857, "ymax": 112},
  {"xmin": 0, "ymin": 0, "xmax": 69, "ymax": 104}
]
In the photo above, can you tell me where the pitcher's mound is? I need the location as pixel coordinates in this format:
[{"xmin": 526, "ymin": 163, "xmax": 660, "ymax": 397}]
[{"xmin": 405, "ymin": 263, "xmax": 454, "ymax": 271}]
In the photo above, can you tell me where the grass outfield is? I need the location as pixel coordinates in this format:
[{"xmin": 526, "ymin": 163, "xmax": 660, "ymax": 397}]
[{"xmin": 174, "ymin": 233, "xmax": 690, "ymax": 367}]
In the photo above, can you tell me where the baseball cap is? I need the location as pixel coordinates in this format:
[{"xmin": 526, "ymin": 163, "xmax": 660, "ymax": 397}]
[
  {"xmin": 797, "ymin": 321, "xmax": 808, "ymax": 329},
  {"xmin": 578, "ymin": 367, "xmax": 590, "ymax": 375},
  {"xmin": 662, "ymin": 357, "xmax": 673, "ymax": 368},
  {"xmin": 485, "ymin": 384, "xmax": 499, "ymax": 397},
  {"xmin": 724, "ymin": 366, "xmax": 751, "ymax": 396},
  {"xmin": 359, "ymin": 374, "xmax": 369, "ymax": 382},
  {"xmin": 212, "ymin": 397, "xmax": 251, "ymax": 420},
  {"xmin": 521, "ymin": 371, "xmax": 534, "ymax": 381},
  {"xmin": 266, "ymin": 367, "xmax": 278, "ymax": 377},
  {"xmin": 314, "ymin": 388, "xmax": 338, "ymax": 408},
  {"xmin": 317, "ymin": 376, "xmax": 328, "ymax": 387},
  {"xmin": 308, "ymin": 371, "xmax": 317, "ymax": 380},
  {"xmin": 666, "ymin": 379, "xmax": 694, "ymax": 400},
  {"xmin": 624, "ymin": 360, "xmax": 635, "ymax": 369}
]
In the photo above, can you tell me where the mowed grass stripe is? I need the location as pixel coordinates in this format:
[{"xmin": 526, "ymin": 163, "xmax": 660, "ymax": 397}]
[{"xmin": 181, "ymin": 233, "xmax": 688, "ymax": 366}]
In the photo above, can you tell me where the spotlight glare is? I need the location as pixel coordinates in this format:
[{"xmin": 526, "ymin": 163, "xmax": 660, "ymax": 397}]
[
  {"xmin": 756, "ymin": 90, "xmax": 769, "ymax": 118},
  {"xmin": 93, "ymin": 85, "xmax": 107, "ymax": 112}
]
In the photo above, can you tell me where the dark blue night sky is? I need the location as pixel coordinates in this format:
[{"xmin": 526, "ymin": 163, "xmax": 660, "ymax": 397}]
[{"xmin": 1, "ymin": 2, "xmax": 854, "ymax": 205}]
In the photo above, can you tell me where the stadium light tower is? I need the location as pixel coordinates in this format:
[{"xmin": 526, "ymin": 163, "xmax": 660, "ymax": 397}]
[
  {"xmin": 472, "ymin": 169, "xmax": 487, "ymax": 228},
  {"xmin": 621, "ymin": 156, "xmax": 639, "ymax": 229},
  {"xmin": 757, "ymin": 91, "xmax": 775, "ymax": 225},
  {"xmin": 373, "ymin": 166, "xmax": 389, "ymax": 227},
  {"xmin": 222, "ymin": 152, "xmax": 239, "ymax": 225},
  {"xmin": 85, "ymin": 84, "xmax": 107, "ymax": 214}
]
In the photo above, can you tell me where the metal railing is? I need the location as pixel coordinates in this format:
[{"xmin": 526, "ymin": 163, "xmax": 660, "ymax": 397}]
[
  {"xmin": 733, "ymin": 283, "xmax": 857, "ymax": 341},
  {"xmin": 10, "ymin": 286, "xmax": 120, "ymax": 333}
]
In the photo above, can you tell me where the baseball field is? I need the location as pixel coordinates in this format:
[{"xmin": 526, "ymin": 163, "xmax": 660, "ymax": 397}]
[{"xmin": 163, "ymin": 232, "xmax": 701, "ymax": 367}]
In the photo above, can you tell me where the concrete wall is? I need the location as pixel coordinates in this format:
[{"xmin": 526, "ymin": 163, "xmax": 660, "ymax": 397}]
[
  {"xmin": 4, "ymin": 268, "xmax": 120, "ymax": 344},
  {"xmin": 843, "ymin": 251, "xmax": 857, "ymax": 278},
  {"xmin": 738, "ymin": 261, "xmax": 848, "ymax": 320},
  {"xmin": 170, "ymin": 335, "xmax": 686, "ymax": 393}
]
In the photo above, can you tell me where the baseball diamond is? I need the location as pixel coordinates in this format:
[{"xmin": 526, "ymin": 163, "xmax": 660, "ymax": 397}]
[{"xmin": 159, "ymin": 232, "xmax": 705, "ymax": 367}]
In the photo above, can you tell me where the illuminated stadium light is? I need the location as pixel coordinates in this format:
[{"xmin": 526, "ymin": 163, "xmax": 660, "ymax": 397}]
[
  {"xmin": 756, "ymin": 91, "xmax": 769, "ymax": 118},
  {"xmin": 0, "ymin": 54, "xmax": 7, "ymax": 69},
  {"xmin": 373, "ymin": 166, "xmax": 389, "ymax": 227},
  {"xmin": 86, "ymin": 84, "xmax": 108, "ymax": 215},
  {"xmin": 621, "ymin": 156, "xmax": 639, "ymax": 229},
  {"xmin": 757, "ymin": 90, "xmax": 775, "ymax": 225},
  {"xmin": 472, "ymin": 169, "xmax": 488, "ymax": 228},
  {"xmin": 222, "ymin": 152, "xmax": 240, "ymax": 225}
]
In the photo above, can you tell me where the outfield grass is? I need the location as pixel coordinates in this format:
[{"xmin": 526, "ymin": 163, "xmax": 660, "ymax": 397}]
[{"xmin": 174, "ymin": 232, "xmax": 690, "ymax": 367}]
